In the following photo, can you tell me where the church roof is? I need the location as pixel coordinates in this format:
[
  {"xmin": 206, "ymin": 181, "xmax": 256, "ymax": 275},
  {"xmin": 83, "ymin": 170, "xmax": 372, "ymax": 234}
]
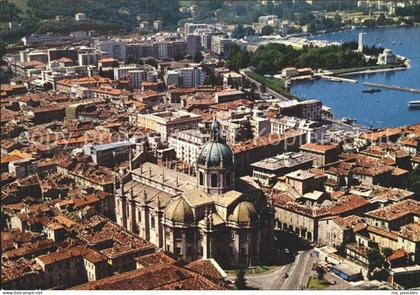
[
  {"xmin": 164, "ymin": 197, "xmax": 194, "ymax": 223},
  {"xmin": 228, "ymin": 201, "xmax": 258, "ymax": 224}
]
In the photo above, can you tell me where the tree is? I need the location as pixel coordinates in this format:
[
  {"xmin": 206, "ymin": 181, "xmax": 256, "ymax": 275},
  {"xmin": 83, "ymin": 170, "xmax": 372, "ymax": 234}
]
[
  {"xmin": 144, "ymin": 58, "xmax": 158, "ymax": 68},
  {"xmin": 193, "ymin": 51, "xmax": 203, "ymax": 63},
  {"xmin": 260, "ymin": 25, "xmax": 274, "ymax": 36},
  {"xmin": 316, "ymin": 265, "xmax": 327, "ymax": 280},
  {"xmin": 405, "ymin": 166, "xmax": 420, "ymax": 195},
  {"xmin": 235, "ymin": 268, "xmax": 247, "ymax": 290},
  {"xmin": 382, "ymin": 247, "xmax": 393, "ymax": 258},
  {"xmin": 367, "ymin": 247, "xmax": 385, "ymax": 275},
  {"xmin": 174, "ymin": 51, "xmax": 185, "ymax": 61},
  {"xmin": 260, "ymin": 82, "xmax": 266, "ymax": 93}
]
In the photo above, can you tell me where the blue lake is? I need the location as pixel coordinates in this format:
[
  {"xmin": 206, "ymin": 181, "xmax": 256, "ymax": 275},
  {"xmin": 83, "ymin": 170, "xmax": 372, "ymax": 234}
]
[{"xmin": 290, "ymin": 26, "xmax": 420, "ymax": 128}]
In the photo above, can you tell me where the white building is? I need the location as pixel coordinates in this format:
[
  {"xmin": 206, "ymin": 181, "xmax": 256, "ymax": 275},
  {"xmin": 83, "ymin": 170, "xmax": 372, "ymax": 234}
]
[
  {"xmin": 164, "ymin": 67, "xmax": 206, "ymax": 88},
  {"xmin": 75, "ymin": 12, "xmax": 87, "ymax": 22},
  {"xmin": 377, "ymin": 49, "xmax": 397, "ymax": 65},
  {"xmin": 168, "ymin": 129, "xmax": 210, "ymax": 166},
  {"xmin": 153, "ymin": 20, "xmax": 162, "ymax": 31},
  {"xmin": 211, "ymin": 35, "xmax": 232, "ymax": 58},
  {"xmin": 271, "ymin": 116, "xmax": 326, "ymax": 144},
  {"xmin": 96, "ymin": 40, "xmax": 127, "ymax": 61},
  {"xmin": 184, "ymin": 23, "xmax": 208, "ymax": 35},
  {"xmin": 78, "ymin": 51, "xmax": 102, "ymax": 66},
  {"xmin": 114, "ymin": 65, "xmax": 157, "ymax": 90}
]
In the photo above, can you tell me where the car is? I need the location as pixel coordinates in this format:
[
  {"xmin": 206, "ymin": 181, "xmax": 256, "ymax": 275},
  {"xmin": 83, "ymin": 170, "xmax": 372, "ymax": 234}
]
[
  {"xmin": 330, "ymin": 280, "xmax": 336, "ymax": 285},
  {"xmin": 284, "ymin": 273, "xmax": 289, "ymax": 278}
]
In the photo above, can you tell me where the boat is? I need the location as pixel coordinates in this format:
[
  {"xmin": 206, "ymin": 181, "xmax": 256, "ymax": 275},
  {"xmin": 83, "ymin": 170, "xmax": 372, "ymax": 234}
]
[
  {"xmin": 408, "ymin": 100, "xmax": 420, "ymax": 109},
  {"xmin": 362, "ymin": 88, "xmax": 381, "ymax": 94}
]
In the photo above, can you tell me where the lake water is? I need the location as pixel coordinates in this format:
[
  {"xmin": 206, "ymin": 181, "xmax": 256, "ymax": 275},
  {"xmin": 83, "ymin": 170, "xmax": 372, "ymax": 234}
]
[{"xmin": 290, "ymin": 26, "xmax": 420, "ymax": 128}]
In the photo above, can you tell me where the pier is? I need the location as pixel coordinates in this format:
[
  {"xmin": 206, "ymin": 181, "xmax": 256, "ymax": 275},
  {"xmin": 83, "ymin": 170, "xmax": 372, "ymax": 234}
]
[
  {"xmin": 319, "ymin": 75, "xmax": 358, "ymax": 84},
  {"xmin": 363, "ymin": 82, "xmax": 420, "ymax": 93}
]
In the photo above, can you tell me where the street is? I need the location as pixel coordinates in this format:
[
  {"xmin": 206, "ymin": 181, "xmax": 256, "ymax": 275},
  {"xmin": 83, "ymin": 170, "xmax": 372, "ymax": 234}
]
[{"xmin": 226, "ymin": 250, "xmax": 313, "ymax": 290}]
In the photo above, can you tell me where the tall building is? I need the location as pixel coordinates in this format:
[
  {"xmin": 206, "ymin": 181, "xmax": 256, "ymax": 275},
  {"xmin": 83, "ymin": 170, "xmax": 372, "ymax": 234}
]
[
  {"xmin": 211, "ymin": 36, "xmax": 232, "ymax": 58},
  {"xmin": 164, "ymin": 67, "xmax": 206, "ymax": 88},
  {"xmin": 184, "ymin": 23, "xmax": 208, "ymax": 35},
  {"xmin": 113, "ymin": 64, "xmax": 157, "ymax": 90},
  {"xmin": 358, "ymin": 32, "xmax": 364, "ymax": 52},
  {"xmin": 96, "ymin": 40, "xmax": 127, "ymax": 61},
  {"xmin": 186, "ymin": 34, "xmax": 202, "ymax": 56}
]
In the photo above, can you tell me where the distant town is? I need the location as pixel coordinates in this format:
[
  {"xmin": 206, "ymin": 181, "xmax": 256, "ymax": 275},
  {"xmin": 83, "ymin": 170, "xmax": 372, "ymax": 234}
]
[{"xmin": 1, "ymin": 0, "xmax": 419, "ymax": 292}]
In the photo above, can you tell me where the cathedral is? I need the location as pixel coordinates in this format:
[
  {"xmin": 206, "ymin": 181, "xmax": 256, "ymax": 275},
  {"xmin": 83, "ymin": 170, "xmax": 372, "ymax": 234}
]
[{"xmin": 115, "ymin": 120, "xmax": 274, "ymax": 267}]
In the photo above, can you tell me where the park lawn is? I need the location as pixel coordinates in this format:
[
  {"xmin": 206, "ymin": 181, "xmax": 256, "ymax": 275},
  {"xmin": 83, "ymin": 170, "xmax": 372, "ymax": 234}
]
[
  {"xmin": 10, "ymin": 0, "xmax": 29, "ymax": 16},
  {"xmin": 307, "ymin": 277, "xmax": 330, "ymax": 290},
  {"xmin": 247, "ymin": 71, "xmax": 299, "ymax": 100}
]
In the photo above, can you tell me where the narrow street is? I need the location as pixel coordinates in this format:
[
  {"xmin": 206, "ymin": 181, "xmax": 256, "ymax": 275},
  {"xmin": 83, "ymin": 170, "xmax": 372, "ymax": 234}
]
[{"xmin": 281, "ymin": 250, "xmax": 314, "ymax": 290}]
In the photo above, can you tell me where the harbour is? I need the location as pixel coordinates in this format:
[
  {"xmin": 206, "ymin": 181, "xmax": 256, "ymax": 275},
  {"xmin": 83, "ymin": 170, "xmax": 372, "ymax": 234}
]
[{"xmin": 290, "ymin": 26, "xmax": 420, "ymax": 128}]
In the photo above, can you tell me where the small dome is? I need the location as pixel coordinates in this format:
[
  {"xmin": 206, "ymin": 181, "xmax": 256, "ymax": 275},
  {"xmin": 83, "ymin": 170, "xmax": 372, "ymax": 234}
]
[
  {"xmin": 228, "ymin": 201, "xmax": 258, "ymax": 224},
  {"xmin": 197, "ymin": 141, "xmax": 233, "ymax": 168},
  {"xmin": 164, "ymin": 198, "xmax": 194, "ymax": 223}
]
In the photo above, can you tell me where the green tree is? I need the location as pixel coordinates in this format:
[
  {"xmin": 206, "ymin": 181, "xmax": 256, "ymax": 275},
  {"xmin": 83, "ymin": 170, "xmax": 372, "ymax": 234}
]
[
  {"xmin": 193, "ymin": 51, "xmax": 203, "ymax": 63},
  {"xmin": 235, "ymin": 268, "xmax": 247, "ymax": 290},
  {"xmin": 144, "ymin": 58, "xmax": 158, "ymax": 68},
  {"xmin": 260, "ymin": 82, "xmax": 266, "ymax": 93},
  {"xmin": 260, "ymin": 25, "xmax": 274, "ymax": 36},
  {"xmin": 316, "ymin": 265, "xmax": 326, "ymax": 280},
  {"xmin": 382, "ymin": 247, "xmax": 393, "ymax": 258},
  {"xmin": 174, "ymin": 51, "xmax": 184, "ymax": 61},
  {"xmin": 406, "ymin": 166, "xmax": 420, "ymax": 195},
  {"xmin": 367, "ymin": 247, "xmax": 385, "ymax": 274}
]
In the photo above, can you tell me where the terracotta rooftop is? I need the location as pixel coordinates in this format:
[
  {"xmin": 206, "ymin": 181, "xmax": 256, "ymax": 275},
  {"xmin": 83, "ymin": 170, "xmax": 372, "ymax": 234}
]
[
  {"xmin": 329, "ymin": 195, "xmax": 369, "ymax": 216},
  {"xmin": 365, "ymin": 200, "xmax": 420, "ymax": 221},
  {"xmin": 71, "ymin": 264, "xmax": 226, "ymax": 290},
  {"xmin": 232, "ymin": 131, "xmax": 304, "ymax": 153},
  {"xmin": 367, "ymin": 225, "xmax": 399, "ymax": 241},
  {"xmin": 134, "ymin": 251, "xmax": 176, "ymax": 268},
  {"xmin": 301, "ymin": 143, "xmax": 338, "ymax": 153},
  {"xmin": 398, "ymin": 221, "xmax": 420, "ymax": 242},
  {"xmin": 360, "ymin": 127, "xmax": 402, "ymax": 142}
]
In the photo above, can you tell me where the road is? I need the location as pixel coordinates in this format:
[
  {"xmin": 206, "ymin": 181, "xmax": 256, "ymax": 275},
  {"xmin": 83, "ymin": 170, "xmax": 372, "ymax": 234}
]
[
  {"xmin": 240, "ymin": 69, "xmax": 290, "ymax": 102},
  {"xmin": 226, "ymin": 250, "xmax": 313, "ymax": 290},
  {"xmin": 281, "ymin": 250, "xmax": 314, "ymax": 290}
]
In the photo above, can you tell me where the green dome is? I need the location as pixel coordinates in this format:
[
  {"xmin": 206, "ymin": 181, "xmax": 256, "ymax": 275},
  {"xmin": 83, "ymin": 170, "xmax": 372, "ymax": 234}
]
[
  {"xmin": 197, "ymin": 141, "xmax": 233, "ymax": 168},
  {"xmin": 164, "ymin": 198, "xmax": 194, "ymax": 223},
  {"xmin": 228, "ymin": 201, "xmax": 258, "ymax": 224}
]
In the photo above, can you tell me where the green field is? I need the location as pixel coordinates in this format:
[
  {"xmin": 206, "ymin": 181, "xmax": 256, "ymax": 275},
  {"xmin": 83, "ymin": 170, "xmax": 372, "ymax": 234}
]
[
  {"xmin": 307, "ymin": 277, "xmax": 330, "ymax": 290},
  {"xmin": 10, "ymin": 0, "xmax": 29, "ymax": 16},
  {"xmin": 247, "ymin": 71, "xmax": 300, "ymax": 101}
]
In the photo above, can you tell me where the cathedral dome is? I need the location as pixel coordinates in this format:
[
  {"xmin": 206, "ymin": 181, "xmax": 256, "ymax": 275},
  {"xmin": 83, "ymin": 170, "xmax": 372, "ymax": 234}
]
[
  {"xmin": 228, "ymin": 201, "xmax": 258, "ymax": 224},
  {"xmin": 197, "ymin": 141, "xmax": 233, "ymax": 168},
  {"xmin": 164, "ymin": 198, "xmax": 194, "ymax": 223},
  {"xmin": 197, "ymin": 119, "xmax": 233, "ymax": 168}
]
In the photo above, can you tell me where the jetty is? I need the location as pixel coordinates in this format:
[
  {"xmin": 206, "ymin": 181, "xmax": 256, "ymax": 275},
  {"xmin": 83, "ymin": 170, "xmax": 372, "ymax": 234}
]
[
  {"xmin": 363, "ymin": 82, "xmax": 420, "ymax": 93},
  {"xmin": 319, "ymin": 75, "xmax": 358, "ymax": 84}
]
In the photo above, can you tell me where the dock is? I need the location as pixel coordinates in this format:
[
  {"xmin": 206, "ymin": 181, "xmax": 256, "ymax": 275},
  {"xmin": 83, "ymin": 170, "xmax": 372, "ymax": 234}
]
[
  {"xmin": 319, "ymin": 75, "xmax": 358, "ymax": 84},
  {"xmin": 363, "ymin": 82, "xmax": 420, "ymax": 93}
]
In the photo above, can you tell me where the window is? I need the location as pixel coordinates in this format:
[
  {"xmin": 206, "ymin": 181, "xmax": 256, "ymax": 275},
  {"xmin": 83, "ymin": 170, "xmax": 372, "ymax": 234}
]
[
  {"xmin": 187, "ymin": 247, "xmax": 192, "ymax": 256},
  {"xmin": 151, "ymin": 217, "xmax": 155, "ymax": 228},
  {"xmin": 175, "ymin": 247, "xmax": 181, "ymax": 255},
  {"xmin": 138, "ymin": 211, "xmax": 142, "ymax": 222},
  {"xmin": 211, "ymin": 174, "xmax": 218, "ymax": 188},
  {"xmin": 199, "ymin": 172, "xmax": 204, "ymax": 186}
]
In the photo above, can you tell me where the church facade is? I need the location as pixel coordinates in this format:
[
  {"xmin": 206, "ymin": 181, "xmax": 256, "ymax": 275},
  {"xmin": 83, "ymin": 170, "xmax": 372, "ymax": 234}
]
[{"xmin": 115, "ymin": 120, "xmax": 274, "ymax": 267}]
